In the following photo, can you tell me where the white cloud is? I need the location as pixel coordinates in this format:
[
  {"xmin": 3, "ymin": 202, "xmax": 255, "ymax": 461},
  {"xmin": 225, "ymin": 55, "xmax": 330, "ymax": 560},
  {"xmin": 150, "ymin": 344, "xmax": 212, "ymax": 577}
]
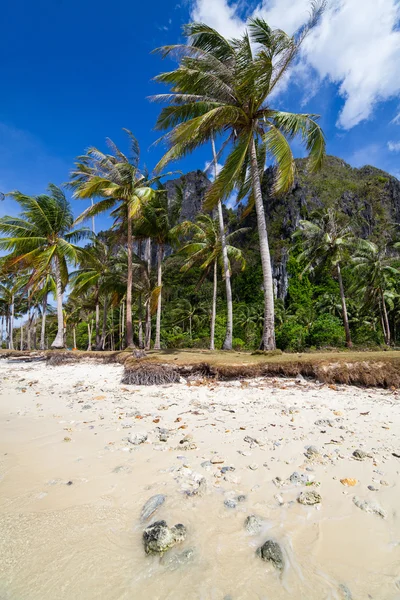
[
  {"xmin": 391, "ymin": 112, "xmax": 400, "ymax": 125},
  {"xmin": 204, "ymin": 159, "xmax": 223, "ymax": 181},
  {"xmin": 190, "ymin": 0, "xmax": 400, "ymax": 130},
  {"xmin": 388, "ymin": 141, "xmax": 400, "ymax": 151}
]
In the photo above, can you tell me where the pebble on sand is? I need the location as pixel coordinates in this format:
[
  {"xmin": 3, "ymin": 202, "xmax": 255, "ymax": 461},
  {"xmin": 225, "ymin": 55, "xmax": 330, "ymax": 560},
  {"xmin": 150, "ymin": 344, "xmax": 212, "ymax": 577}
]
[
  {"xmin": 143, "ymin": 520, "xmax": 187, "ymax": 554},
  {"xmin": 256, "ymin": 540, "xmax": 284, "ymax": 571},
  {"xmin": 297, "ymin": 490, "xmax": 322, "ymax": 505}
]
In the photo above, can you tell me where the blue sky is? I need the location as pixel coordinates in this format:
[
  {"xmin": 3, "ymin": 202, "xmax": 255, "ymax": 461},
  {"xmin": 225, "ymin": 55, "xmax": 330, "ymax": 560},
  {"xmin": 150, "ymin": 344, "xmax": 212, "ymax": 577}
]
[{"xmin": 1, "ymin": 0, "xmax": 400, "ymax": 233}]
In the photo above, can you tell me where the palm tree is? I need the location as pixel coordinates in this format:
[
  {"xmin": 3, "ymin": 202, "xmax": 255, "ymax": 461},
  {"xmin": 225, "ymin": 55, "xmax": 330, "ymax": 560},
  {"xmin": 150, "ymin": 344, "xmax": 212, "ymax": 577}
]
[
  {"xmin": 0, "ymin": 185, "xmax": 90, "ymax": 348},
  {"xmin": 294, "ymin": 208, "xmax": 355, "ymax": 348},
  {"xmin": 69, "ymin": 130, "xmax": 163, "ymax": 348},
  {"xmin": 352, "ymin": 242, "xmax": 400, "ymax": 346},
  {"xmin": 134, "ymin": 186, "xmax": 181, "ymax": 349},
  {"xmin": 152, "ymin": 6, "xmax": 326, "ymax": 349},
  {"xmin": 175, "ymin": 214, "xmax": 246, "ymax": 350}
]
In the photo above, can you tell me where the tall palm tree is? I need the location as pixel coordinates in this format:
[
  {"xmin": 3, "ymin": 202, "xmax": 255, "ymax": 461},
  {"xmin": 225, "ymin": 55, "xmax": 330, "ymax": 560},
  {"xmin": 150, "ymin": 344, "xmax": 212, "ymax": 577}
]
[
  {"xmin": 151, "ymin": 6, "xmax": 326, "ymax": 349},
  {"xmin": 352, "ymin": 242, "xmax": 400, "ymax": 346},
  {"xmin": 69, "ymin": 130, "xmax": 162, "ymax": 348},
  {"xmin": 0, "ymin": 185, "xmax": 90, "ymax": 348},
  {"xmin": 176, "ymin": 214, "xmax": 246, "ymax": 350},
  {"xmin": 134, "ymin": 186, "xmax": 182, "ymax": 349},
  {"xmin": 294, "ymin": 208, "xmax": 355, "ymax": 348}
]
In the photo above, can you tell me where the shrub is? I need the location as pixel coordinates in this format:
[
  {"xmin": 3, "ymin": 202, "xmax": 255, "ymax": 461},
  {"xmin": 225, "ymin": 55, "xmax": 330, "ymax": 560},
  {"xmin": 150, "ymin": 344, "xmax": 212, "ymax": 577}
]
[
  {"xmin": 232, "ymin": 337, "xmax": 245, "ymax": 350},
  {"xmin": 308, "ymin": 314, "xmax": 345, "ymax": 348},
  {"xmin": 276, "ymin": 321, "xmax": 308, "ymax": 352}
]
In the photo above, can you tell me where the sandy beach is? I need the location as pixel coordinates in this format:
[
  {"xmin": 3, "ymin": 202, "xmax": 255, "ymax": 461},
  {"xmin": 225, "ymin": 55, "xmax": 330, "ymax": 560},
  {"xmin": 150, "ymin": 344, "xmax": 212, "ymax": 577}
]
[{"xmin": 0, "ymin": 358, "xmax": 400, "ymax": 599}]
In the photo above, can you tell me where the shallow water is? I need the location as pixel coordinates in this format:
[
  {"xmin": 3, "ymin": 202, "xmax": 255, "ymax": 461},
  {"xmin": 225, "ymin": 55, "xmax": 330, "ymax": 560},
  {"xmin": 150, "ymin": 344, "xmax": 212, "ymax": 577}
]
[{"xmin": 1, "ymin": 361, "xmax": 400, "ymax": 599}]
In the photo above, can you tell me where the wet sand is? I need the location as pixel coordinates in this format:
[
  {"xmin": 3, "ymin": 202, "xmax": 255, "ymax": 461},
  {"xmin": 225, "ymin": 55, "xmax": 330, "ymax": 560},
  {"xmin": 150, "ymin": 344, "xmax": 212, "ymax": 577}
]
[{"xmin": 0, "ymin": 359, "xmax": 400, "ymax": 599}]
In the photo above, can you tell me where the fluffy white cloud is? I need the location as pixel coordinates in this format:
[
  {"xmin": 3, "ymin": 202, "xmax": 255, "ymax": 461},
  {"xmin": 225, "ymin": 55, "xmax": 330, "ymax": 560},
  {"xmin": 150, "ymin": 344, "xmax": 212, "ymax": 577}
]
[
  {"xmin": 388, "ymin": 141, "xmax": 400, "ymax": 152},
  {"xmin": 190, "ymin": 0, "xmax": 400, "ymax": 130},
  {"xmin": 204, "ymin": 159, "xmax": 223, "ymax": 180}
]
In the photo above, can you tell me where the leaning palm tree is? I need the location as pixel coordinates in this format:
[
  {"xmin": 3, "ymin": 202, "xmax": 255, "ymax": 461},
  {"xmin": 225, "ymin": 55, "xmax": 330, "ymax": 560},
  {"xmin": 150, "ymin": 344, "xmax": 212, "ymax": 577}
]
[
  {"xmin": 152, "ymin": 5, "xmax": 326, "ymax": 349},
  {"xmin": 175, "ymin": 214, "xmax": 246, "ymax": 350},
  {"xmin": 352, "ymin": 242, "xmax": 400, "ymax": 346},
  {"xmin": 69, "ymin": 130, "xmax": 163, "ymax": 348},
  {"xmin": 0, "ymin": 185, "xmax": 90, "ymax": 348},
  {"xmin": 294, "ymin": 208, "xmax": 355, "ymax": 348}
]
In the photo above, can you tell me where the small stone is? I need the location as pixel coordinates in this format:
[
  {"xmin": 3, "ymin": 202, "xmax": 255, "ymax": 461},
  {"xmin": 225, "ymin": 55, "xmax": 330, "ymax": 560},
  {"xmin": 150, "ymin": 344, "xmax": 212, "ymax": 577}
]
[
  {"xmin": 289, "ymin": 471, "xmax": 313, "ymax": 485},
  {"xmin": 340, "ymin": 478, "xmax": 357, "ymax": 487},
  {"xmin": 224, "ymin": 499, "xmax": 237, "ymax": 509},
  {"xmin": 315, "ymin": 419, "xmax": 334, "ymax": 427},
  {"xmin": 274, "ymin": 494, "xmax": 284, "ymax": 505},
  {"xmin": 244, "ymin": 515, "xmax": 263, "ymax": 535},
  {"xmin": 66, "ymin": 480, "xmax": 73, "ymax": 486},
  {"xmin": 221, "ymin": 466, "xmax": 235, "ymax": 473},
  {"xmin": 297, "ymin": 490, "xmax": 322, "ymax": 505},
  {"xmin": 159, "ymin": 433, "xmax": 169, "ymax": 442},
  {"xmin": 380, "ymin": 480, "xmax": 389, "ymax": 486},
  {"xmin": 305, "ymin": 445, "xmax": 320, "ymax": 459},
  {"xmin": 201, "ymin": 461, "xmax": 212, "ymax": 470},
  {"xmin": 210, "ymin": 456, "xmax": 224, "ymax": 464},
  {"xmin": 82, "ymin": 404, "xmax": 92, "ymax": 410},
  {"xmin": 140, "ymin": 494, "xmax": 166, "ymax": 522},
  {"xmin": 367, "ymin": 485, "xmax": 378, "ymax": 491},
  {"xmin": 237, "ymin": 494, "xmax": 246, "ymax": 502},
  {"xmin": 256, "ymin": 540, "xmax": 284, "ymax": 571},
  {"xmin": 352, "ymin": 449, "xmax": 370, "ymax": 461},
  {"xmin": 353, "ymin": 496, "xmax": 386, "ymax": 518},
  {"xmin": 248, "ymin": 463, "xmax": 258, "ymax": 471},
  {"xmin": 128, "ymin": 431, "xmax": 148, "ymax": 445}
]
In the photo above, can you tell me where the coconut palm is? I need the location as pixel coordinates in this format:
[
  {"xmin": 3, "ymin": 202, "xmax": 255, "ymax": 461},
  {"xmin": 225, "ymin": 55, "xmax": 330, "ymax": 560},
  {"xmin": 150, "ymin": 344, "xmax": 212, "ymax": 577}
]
[
  {"xmin": 175, "ymin": 214, "xmax": 246, "ymax": 350},
  {"xmin": 69, "ymin": 130, "xmax": 164, "ymax": 348},
  {"xmin": 352, "ymin": 242, "xmax": 400, "ymax": 345},
  {"xmin": 294, "ymin": 208, "xmax": 355, "ymax": 348},
  {"xmin": 152, "ymin": 5, "xmax": 326, "ymax": 349},
  {"xmin": 134, "ymin": 186, "xmax": 182, "ymax": 349},
  {"xmin": 0, "ymin": 185, "xmax": 90, "ymax": 348}
]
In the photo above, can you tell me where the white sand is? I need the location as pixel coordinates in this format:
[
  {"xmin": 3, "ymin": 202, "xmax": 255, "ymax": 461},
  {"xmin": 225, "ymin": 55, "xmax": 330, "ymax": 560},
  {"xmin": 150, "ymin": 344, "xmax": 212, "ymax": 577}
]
[{"xmin": 0, "ymin": 359, "xmax": 400, "ymax": 599}]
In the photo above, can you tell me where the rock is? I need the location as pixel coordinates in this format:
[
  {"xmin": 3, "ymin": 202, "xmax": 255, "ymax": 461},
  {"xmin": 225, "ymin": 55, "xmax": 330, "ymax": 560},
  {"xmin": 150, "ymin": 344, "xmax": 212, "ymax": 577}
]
[
  {"xmin": 237, "ymin": 494, "xmax": 246, "ymax": 502},
  {"xmin": 221, "ymin": 466, "xmax": 235, "ymax": 473},
  {"xmin": 297, "ymin": 490, "xmax": 322, "ymax": 505},
  {"xmin": 248, "ymin": 463, "xmax": 258, "ymax": 471},
  {"xmin": 380, "ymin": 480, "xmax": 389, "ymax": 486},
  {"xmin": 256, "ymin": 540, "xmax": 284, "ymax": 571},
  {"xmin": 353, "ymin": 496, "xmax": 387, "ymax": 518},
  {"xmin": 140, "ymin": 494, "xmax": 166, "ymax": 522},
  {"xmin": 160, "ymin": 547, "xmax": 195, "ymax": 571},
  {"xmin": 244, "ymin": 515, "xmax": 263, "ymax": 535},
  {"xmin": 201, "ymin": 461, "xmax": 212, "ymax": 470},
  {"xmin": 186, "ymin": 477, "xmax": 207, "ymax": 496},
  {"xmin": 315, "ymin": 419, "xmax": 334, "ymax": 427},
  {"xmin": 289, "ymin": 471, "xmax": 314, "ymax": 485},
  {"xmin": 143, "ymin": 520, "xmax": 187, "ymax": 554},
  {"xmin": 304, "ymin": 445, "xmax": 320, "ymax": 459},
  {"xmin": 159, "ymin": 432, "xmax": 169, "ymax": 442},
  {"xmin": 224, "ymin": 499, "xmax": 237, "ymax": 509},
  {"xmin": 338, "ymin": 584, "xmax": 353, "ymax": 599},
  {"xmin": 340, "ymin": 478, "xmax": 357, "ymax": 487},
  {"xmin": 368, "ymin": 485, "xmax": 378, "ymax": 491},
  {"xmin": 82, "ymin": 404, "xmax": 92, "ymax": 410},
  {"xmin": 210, "ymin": 456, "xmax": 225, "ymax": 464},
  {"xmin": 352, "ymin": 449, "xmax": 371, "ymax": 461},
  {"xmin": 128, "ymin": 431, "xmax": 148, "ymax": 445}
]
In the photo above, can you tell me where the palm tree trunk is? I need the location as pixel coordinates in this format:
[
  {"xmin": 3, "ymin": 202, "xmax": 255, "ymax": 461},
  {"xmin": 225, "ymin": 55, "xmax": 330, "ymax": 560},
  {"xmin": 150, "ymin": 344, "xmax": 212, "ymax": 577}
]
[
  {"xmin": 95, "ymin": 292, "xmax": 100, "ymax": 349},
  {"xmin": 121, "ymin": 300, "xmax": 125, "ymax": 349},
  {"xmin": 249, "ymin": 136, "xmax": 276, "ymax": 350},
  {"xmin": 98, "ymin": 297, "xmax": 108, "ymax": 350},
  {"xmin": 51, "ymin": 255, "xmax": 65, "ymax": 349},
  {"xmin": 211, "ymin": 134, "xmax": 233, "ymax": 350},
  {"xmin": 210, "ymin": 260, "xmax": 218, "ymax": 350},
  {"xmin": 381, "ymin": 290, "xmax": 391, "ymax": 345},
  {"xmin": 126, "ymin": 211, "xmax": 134, "ymax": 348},
  {"xmin": 145, "ymin": 237, "xmax": 152, "ymax": 350},
  {"xmin": 40, "ymin": 293, "xmax": 47, "ymax": 350},
  {"xmin": 9, "ymin": 294, "xmax": 14, "ymax": 350},
  {"xmin": 33, "ymin": 309, "xmax": 37, "ymax": 350},
  {"xmin": 154, "ymin": 243, "xmax": 163, "ymax": 350},
  {"xmin": 87, "ymin": 321, "xmax": 92, "ymax": 351},
  {"xmin": 336, "ymin": 262, "xmax": 352, "ymax": 348},
  {"xmin": 1, "ymin": 315, "xmax": 4, "ymax": 348},
  {"xmin": 73, "ymin": 325, "xmax": 77, "ymax": 350},
  {"xmin": 20, "ymin": 325, "xmax": 23, "ymax": 351}
]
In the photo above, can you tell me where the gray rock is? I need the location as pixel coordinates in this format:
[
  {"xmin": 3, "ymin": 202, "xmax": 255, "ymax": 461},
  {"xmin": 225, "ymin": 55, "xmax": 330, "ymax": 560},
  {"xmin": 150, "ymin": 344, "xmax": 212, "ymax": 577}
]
[
  {"xmin": 367, "ymin": 485, "xmax": 378, "ymax": 491},
  {"xmin": 160, "ymin": 548, "xmax": 195, "ymax": 571},
  {"xmin": 224, "ymin": 499, "xmax": 237, "ymax": 509},
  {"xmin": 304, "ymin": 445, "xmax": 320, "ymax": 459},
  {"xmin": 143, "ymin": 520, "xmax": 187, "ymax": 554},
  {"xmin": 244, "ymin": 515, "xmax": 263, "ymax": 535},
  {"xmin": 297, "ymin": 490, "xmax": 322, "ymax": 505},
  {"xmin": 201, "ymin": 461, "xmax": 212, "ymax": 470},
  {"xmin": 185, "ymin": 477, "xmax": 207, "ymax": 496},
  {"xmin": 289, "ymin": 471, "xmax": 313, "ymax": 485},
  {"xmin": 352, "ymin": 496, "xmax": 387, "ymax": 518},
  {"xmin": 339, "ymin": 584, "xmax": 353, "ymax": 600},
  {"xmin": 352, "ymin": 449, "xmax": 371, "ymax": 461},
  {"xmin": 315, "ymin": 419, "xmax": 334, "ymax": 427},
  {"xmin": 128, "ymin": 431, "xmax": 148, "ymax": 445},
  {"xmin": 256, "ymin": 540, "xmax": 284, "ymax": 571},
  {"xmin": 82, "ymin": 404, "xmax": 92, "ymax": 410},
  {"xmin": 159, "ymin": 433, "xmax": 169, "ymax": 442},
  {"xmin": 221, "ymin": 466, "xmax": 235, "ymax": 473},
  {"xmin": 237, "ymin": 494, "xmax": 246, "ymax": 502},
  {"xmin": 140, "ymin": 494, "xmax": 166, "ymax": 522}
]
